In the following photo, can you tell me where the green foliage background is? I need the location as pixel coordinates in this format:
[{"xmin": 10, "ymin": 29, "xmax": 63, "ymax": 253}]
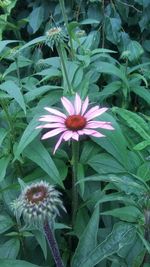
[{"xmin": 0, "ymin": 0, "xmax": 150, "ymax": 266}]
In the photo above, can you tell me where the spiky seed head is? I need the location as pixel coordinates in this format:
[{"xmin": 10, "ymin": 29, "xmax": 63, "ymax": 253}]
[
  {"xmin": 45, "ymin": 27, "xmax": 67, "ymax": 49},
  {"xmin": 11, "ymin": 180, "xmax": 65, "ymax": 229}
]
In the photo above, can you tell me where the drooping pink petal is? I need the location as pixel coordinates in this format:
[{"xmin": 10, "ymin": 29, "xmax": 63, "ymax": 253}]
[
  {"xmin": 63, "ymin": 131, "xmax": 73, "ymax": 141},
  {"xmin": 78, "ymin": 129, "xmax": 105, "ymax": 137},
  {"xmin": 87, "ymin": 121, "xmax": 114, "ymax": 130},
  {"xmin": 91, "ymin": 131, "xmax": 105, "ymax": 137},
  {"xmin": 81, "ymin": 96, "xmax": 89, "ymax": 115},
  {"xmin": 72, "ymin": 132, "xmax": 79, "ymax": 141},
  {"xmin": 85, "ymin": 107, "xmax": 108, "ymax": 121},
  {"xmin": 61, "ymin": 97, "xmax": 75, "ymax": 115},
  {"xmin": 53, "ymin": 133, "xmax": 66, "ymax": 154},
  {"xmin": 39, "ymin": 115, "xmax": 65, "ymax": 123},
  {"xmin": 44, "ymin": 107, "xmax": 66, "ymax": 118},
  {"xmin": 74, "ymin": 93, "xmax": 82, "ymax": 114},
  {"xmin": 36, "ymin": 123, "xmax": 66, "ymax": 129},
  {"xmin": 41, "ymin": 128, "xmax": 66, "ymax": 140}
]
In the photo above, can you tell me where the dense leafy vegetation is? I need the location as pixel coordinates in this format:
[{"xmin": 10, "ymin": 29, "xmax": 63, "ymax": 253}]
[{"xmin": 0, "ymin": 0, "xmax": 150, "ymax": 266}]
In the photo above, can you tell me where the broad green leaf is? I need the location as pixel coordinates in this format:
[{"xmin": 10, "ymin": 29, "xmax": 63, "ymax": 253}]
[
  {"xmin": 78, "ymin": 173, "xmax": 147, "ymax": 196},
  {"xmin": 88, "ymin": 153, "xmax": 125, "ymax": 174},
  {"xmin": 105, "ymin": 17, "xmax": 121, "ymax": 45},
  {"xmin": 14, "ymin": 115, "xmax": 41, "ymax": 160},
  {"xmin": 0, "ymin": 214, "xmax": 14, "ymax": 234},
  {"xmin": 0, "ymin": 40, "xmax": 19, "ymax": 53},
  {"xmin": 80, "ymin": 19, "xmax": 100, "ymax": 25},
  {"xmin": 134, "ymin": 140, "xmax": 150, "ymax": 151},
  {"xmin": 24, "ymin": 140, "xmax": 63, "ymax": 186},
  {"xmin": 99, "ymin": 81, "xmax": 121, "ymax": 101},
  {"xmin": 0, "ymin": 128, "xmax": 8, "ymax": 146},
  {"xmin": 101, "ymin": 206, "xmax": 143, "ymax": 223},
  {"xmin": 72, "ymin": 207, "xmax": 99, "ymax": 267},
  {"xmin": 95, "ymin": 62, "xmax": 128, "ymax": 86},
  {"xmin": 18, "ymin": 36, "xmax": 46, "ymax": 52},
  {"xmin": 113, "ymin": 107, "xmax": 150, "ymax": 140},
  {"xmin": 95, "ymin": 192, "xmax": 135, "ymax": 206},
  {"xmin": 0, "ymin": 259, "xmax": 42, "ymax": 267},
  {"xmin": 24, "ymin": 86, "xmax": 62, "ymax": 103},
  {"xmin": 0, "ymin": 238, "xmax": 20, "ymax": 259},
  {"xmin": 32, "ymin": 230, "xmax": 47, "ymax": 259},
  {"xmin": 3, "ymin": 57, "xmax": 32, "ymax": 77},
  {"xmin": 29, "ymin": 6, "xmax": 44, "ymax": 33},
  {"xmin": 91, "ymin": 48, "xmax": 117, "ymax": 55},
  {"xmin": 0, "ymin": 156, "xmax": 11, "ymax": 182},
  {"xmin": 127, "ymin": 41, "xmax": 144, "ymax": 62},
  {"xmin": 137, "ymin": 162, "xmax": 150, "ymax": 181},
  {"xmin": 78, "ymin": 223, "xmax": 136, "ymax": 267},
  {"xmin": 0, "ymin": 81, "xmax": 26, "ymax": 114},
  {"xmin": 131, "ymin": 86, "xmax": 150, "ymax": 105},
  {"xmin": 91, "ymin": 113, "xmax": 128, "ymax": 168}
]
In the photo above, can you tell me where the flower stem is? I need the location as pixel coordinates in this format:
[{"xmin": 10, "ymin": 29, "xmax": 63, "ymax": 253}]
[
  {"xmin": 57, "ymin": 44, "xmax": 74, "ymax": 95},
  {"xmin": 44, "ymin": 221, "xmax": 64, "ymax": 267},
  {"xmin": 59, "ymin": 0, "xmax": 75, "ymax": 58},
  {"xmin": 71, "ymin": 141, "xmax": 79, "ymax": 227}
]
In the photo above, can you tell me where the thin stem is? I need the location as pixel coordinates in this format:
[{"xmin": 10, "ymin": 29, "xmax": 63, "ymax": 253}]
[
  {"xmin": 44, "ymin": 221, "xmax": 64, "ymax": 267},
  {"xmin": 71, "ymin": 141, "xmax": 79, "ymax": 227},
  {"xmin": 59, "ymin": 0, "xmax": 75, "ymax": 58},
  {"xmin": 57, "ymin": 44, "xmax": 74, "ymax": 95}
]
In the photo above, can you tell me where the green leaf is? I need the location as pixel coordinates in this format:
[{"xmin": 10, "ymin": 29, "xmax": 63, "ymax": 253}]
[
  {"xmin": 18, "ymin": 36, "xmax": 46, "ymax": 53},
  {"xmin": 91, "ymin": 113, "xmax": 128, "ymax": 168},
  {"xmin": 32, "ymin": 230, "xmax": 47, "ymax": 259},
  {"xmin": 72, "ymin": 207, "xmax": 99, "ymax": 267},
  {"xmin": 24, "ymin": 86, "xmax": 62, "ymax": 103},
  {"xmin": 0, "ymin": 214, "xmax": 14, "ymax": 234},
  {"xmin": 0, "ymin": 259, "xmax": 42, "ymax": 267},
  {"xmin": 99, "ymin": 81, "xmax": 121, "ymax": 101},
  {"xmin": 105, "ymin": 17, "xmax": 121, "ymax": 45},
  {"xmin": 101, "ymin": 206, "xmax": 143, "ymax": 223},
  {"xmin": 0, "ymin": 40, "xmax": 19, "ymax": 53},
  {"xmin": 28, "ymin": 6, "xmax": 44, "ymax": 33},
  {"xmin": 113, "ymin": 107, "xmax": 150, "ymax": 140},
  {"xmin": 88, "ymin": 153, "xmax": 125, "ymax": 174},
  {"xmin": 24, "ymin": 140, "xmax": 63, "ymax": 186},
  {"xmin": 0, "ymin": 156, "xmax": 11, "ymax": 182},
  {"xmin": 0, "ymin": 238, "xmax": 20, "ymax": 259},
  {"xmin": 127, "ymin": 41, "xmax": 144, "ymax": 62},
  {"xmin": 137, "ymin": 162, "xmax": 150, "ymax": 181},
  {"xmin": 134, "ymin": 140, "xmax": 150, "ymax": 151},
  {"xmin": 14, "ymin": 115, "xmax": 41, "ymax": 160},
  {"xmin": 0, "ymin": 81, "xmax": 26, "ymax": 114},
  {"xmin": 95, "ymin": 62, "xmax": 128, "ymax": 86},
  {"xmin": 80, "ymin": 19, "xmax": 100, "ymax": 25},
  {"xmin": 131, "ymin": 86, "xmax": 150, "ymax": 105},
  {"xmin": 3, "ymin": 56, "xmax": 32, "ymax": 77},
  {"xmin": 79, "ymin": 173, "xmax": 147, "ymax": 196},
  {"xmin": 78, "ymin": 223, "xmax": 136, "ymax": 267},
  {"xmin": 0, "ymin": 128, "xmax": 8, "ymax": 146}
]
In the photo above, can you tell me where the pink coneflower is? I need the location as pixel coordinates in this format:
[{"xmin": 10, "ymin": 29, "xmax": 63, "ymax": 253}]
[{"xmin": 37, "ymin": 94, "xmax": 114, "ymax": 153}]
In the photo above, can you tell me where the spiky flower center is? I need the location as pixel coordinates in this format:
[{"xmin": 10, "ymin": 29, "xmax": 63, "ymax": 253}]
[
  {"xmin": 65, "ymin": 115, "xmax": 86, "ymax": 131},
  {"xmin": 46, "ymin": 27, "xmax": 61, "ymax": 37},
  {"xmin": 26, "ymin": 185, "xmax": 47, "ymax": 203}
]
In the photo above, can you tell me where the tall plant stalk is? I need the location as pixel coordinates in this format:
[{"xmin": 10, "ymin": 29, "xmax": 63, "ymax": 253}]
[
  {"xmin": 71, "ymin": 141, "xmax": 79, "ymax": 226},
  {"xmin": 44, "ymin": 221, "xmax": 64, "ymax": 267},
  {"xmin": 59, "ymin": 0, "xmax": 75, "ymax": 58}
]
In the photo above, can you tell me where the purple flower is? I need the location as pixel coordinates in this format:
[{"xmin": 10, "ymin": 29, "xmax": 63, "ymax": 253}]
[{"xmin": 37, "ymin": 94, "xmax": 114, "ymax": 153}]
